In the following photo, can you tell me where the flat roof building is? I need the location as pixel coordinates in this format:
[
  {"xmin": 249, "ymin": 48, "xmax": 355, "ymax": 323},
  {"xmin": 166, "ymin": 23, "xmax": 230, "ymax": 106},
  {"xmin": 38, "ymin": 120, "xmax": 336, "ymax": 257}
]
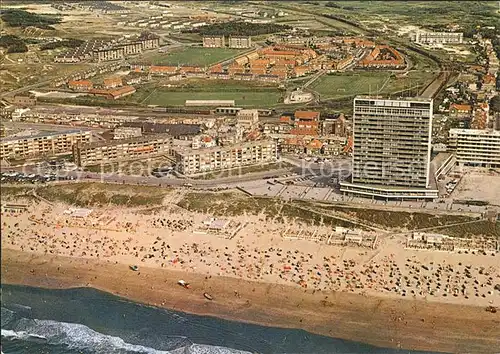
[
  {"xmin": 340, "ymin": 96, "xmax": 438, "ymax": 200},
  {"xmin": 448, "ymin": 129, "xmax": 500, "ymax": 168},
  {"xmin": 173, "ymin": 140, "xmax": 277, "ymax": 176},
  {"xmin": 414, "ymin": 32, "xmax": 463, "ymax": 45},
  {"xmin": 73, "ymin": 134, "xmax": 172, "ymax": 167},
  {"xmin": 228, "ymin": 36, "xmax": 252, "ymax": 49},
  {"xmin": 203, "ymin": 35, "xmax": 225, "ymax": 48},
  {"xmin": 185, "ymin": 100, "xmax": 235, "ymax": 107},
  {"xmin": 0, "ymin": 129, "xmax": 92, "ymax": 159}
]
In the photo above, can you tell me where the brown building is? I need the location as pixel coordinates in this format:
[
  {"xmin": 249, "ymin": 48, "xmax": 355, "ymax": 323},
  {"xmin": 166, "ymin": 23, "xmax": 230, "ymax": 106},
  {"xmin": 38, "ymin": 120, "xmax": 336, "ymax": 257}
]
[
  {"xmin": 68, "ymin": 80, "xmax": 93, "ymax": 91},
  {"xmin": 12, "ymin": 93, "xmax": 37, "ymax": 106},
  {"xmin": 103, "ymin": 77, "xmax": 123, "ymax": 89}
]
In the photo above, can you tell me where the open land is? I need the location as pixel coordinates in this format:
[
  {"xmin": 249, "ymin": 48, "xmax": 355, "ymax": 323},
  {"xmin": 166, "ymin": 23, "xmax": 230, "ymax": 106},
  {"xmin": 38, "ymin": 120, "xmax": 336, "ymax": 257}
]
[{"xmin": 1, "ymin": 183, "xmax": 499, "ymax": 353}]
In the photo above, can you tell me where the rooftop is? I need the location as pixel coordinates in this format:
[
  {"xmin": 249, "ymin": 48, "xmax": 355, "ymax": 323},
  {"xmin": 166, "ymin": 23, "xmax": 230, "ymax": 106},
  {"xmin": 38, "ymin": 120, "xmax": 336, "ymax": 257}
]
[{"xmin": 1, "ymin": 129, "xmax": 91, "ymax": 143}]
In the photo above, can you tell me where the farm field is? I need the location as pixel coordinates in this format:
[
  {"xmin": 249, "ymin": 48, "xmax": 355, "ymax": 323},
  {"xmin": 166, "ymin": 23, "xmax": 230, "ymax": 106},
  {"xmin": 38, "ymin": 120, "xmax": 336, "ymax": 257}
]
[{"xmin": 141, "ymin": 47, "xmax": 247, "ymax": 66}]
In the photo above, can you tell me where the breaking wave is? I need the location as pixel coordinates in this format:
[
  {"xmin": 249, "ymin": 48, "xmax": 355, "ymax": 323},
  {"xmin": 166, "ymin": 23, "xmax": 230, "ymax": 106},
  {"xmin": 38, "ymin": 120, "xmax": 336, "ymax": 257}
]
[{"xmin": 1, "ymin": 307, "xmax": 251, "ymax": 354}]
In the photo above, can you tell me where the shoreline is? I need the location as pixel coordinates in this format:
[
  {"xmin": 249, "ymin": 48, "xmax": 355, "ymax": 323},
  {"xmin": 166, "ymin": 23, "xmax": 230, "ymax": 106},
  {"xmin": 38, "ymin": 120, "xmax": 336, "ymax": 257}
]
[{"xmin": 2, "ymin": 249, "xmax": 499, "ymax": 353}]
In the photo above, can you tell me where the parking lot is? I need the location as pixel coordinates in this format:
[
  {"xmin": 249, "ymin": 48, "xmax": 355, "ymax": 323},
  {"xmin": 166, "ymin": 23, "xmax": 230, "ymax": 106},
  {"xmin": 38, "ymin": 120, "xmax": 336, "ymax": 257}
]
[{"xmin": 1, "ymin": 171, "xmax": 76, "ymax": 184}]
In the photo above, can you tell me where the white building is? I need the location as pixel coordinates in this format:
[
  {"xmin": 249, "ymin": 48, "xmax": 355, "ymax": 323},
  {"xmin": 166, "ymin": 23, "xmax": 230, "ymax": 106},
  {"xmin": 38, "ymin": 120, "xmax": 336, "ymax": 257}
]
[
  {"xmin": 448, "ymin": 129, "xmax": 500, "ymax": 168},
  {"xmin": 173, "ymin": 140, "xmax": 277, "ymax": 175},
  {"xmin": 414, "ymin": 31, "xmax": 463, "ymax": 45},
  {"xmin": 340, "ymin": 96, "xmax": 438, "ymax": 200},
  {"xmin": 236, "ymin": 109, "xmax": 259, "ymax": 130}
]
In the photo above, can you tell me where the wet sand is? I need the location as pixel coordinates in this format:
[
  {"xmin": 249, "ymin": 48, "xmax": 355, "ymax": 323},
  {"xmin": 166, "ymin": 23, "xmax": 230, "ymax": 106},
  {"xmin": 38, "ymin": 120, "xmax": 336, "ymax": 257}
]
[{"xmin": 2, "ymin": 249, "xmax": 499, "ymax": 353}]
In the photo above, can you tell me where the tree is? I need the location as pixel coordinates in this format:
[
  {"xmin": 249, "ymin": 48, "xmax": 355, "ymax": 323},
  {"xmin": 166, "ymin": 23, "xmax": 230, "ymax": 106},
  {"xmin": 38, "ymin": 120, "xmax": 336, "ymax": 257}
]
[{"xmin": 490, "ymin": 95, "xmax": 500, "ymax": 113}]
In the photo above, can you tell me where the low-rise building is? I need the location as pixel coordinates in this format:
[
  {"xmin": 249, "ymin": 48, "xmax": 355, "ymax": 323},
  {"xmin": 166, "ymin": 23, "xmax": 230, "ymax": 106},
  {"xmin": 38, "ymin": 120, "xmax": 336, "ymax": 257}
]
[
  {"xmin": 73, "ymin": 134, "xmax": 173, "ymax": 166},
  {"xmin": 173, "ymin": 140, "xmax": 277, "ymax": 175},
  {"xmin": 448, "ymin": 129, "xmax": 500, "ymax": 168},
  {"xmin": 185, "ymin": 100, "xmax": 235, "ymax": 107},
  {"xmin": 68, "ymin": 80, "xmax": 93, "ymax": 91},
  {"xmin": 449, "ymin": 103, "xmax": 472, "ymax": 118},
  {"xmin": 88, "ymin": 86, "xmax": 136, "ymax": 100},
  {"xmin": 11, "ymin": 93, "xmax": 37, "ymax": 107},
  {"xmin": 103, "ymin": 77, "xmax": 123, "ymax": 89},
  {"xmin": 1, "ymin": 129, "xmax": 92, "ymax": 159}
]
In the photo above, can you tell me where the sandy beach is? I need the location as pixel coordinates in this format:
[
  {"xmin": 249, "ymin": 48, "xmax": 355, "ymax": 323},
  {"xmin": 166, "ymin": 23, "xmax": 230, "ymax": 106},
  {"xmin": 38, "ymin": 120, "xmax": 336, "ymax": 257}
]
[{"xmin": 1, "ymin": 198, "xmax": 500, "ymax": 352}]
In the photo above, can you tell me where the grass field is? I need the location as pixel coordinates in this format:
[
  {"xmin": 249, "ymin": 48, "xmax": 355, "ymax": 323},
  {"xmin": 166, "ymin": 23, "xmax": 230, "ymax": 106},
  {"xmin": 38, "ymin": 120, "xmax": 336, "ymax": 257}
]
[
  {"xmin": 312, "ymin": 72, "xmax": 390, "ymax": 99},
  {"xmin": 143, "ymin": 90, "xmax": 282, "ymax": 107},
  {"xmin": 312, "ymin": 71, "xmax": 436, "ymax": 100},
  {"xmin": 142, "ymin": 47, "xmax": 246, "ymax": 66},
  {"xmin": 124, "ymin": 80, "xmax": 284, "ymax": 107}
]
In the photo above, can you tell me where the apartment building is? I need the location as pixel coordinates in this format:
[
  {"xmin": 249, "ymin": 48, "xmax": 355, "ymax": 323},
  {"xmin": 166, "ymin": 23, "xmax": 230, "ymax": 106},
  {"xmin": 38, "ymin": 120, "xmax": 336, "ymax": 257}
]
[
  {"xmin": 228, "ymin": 36, "xmax": 252, "ymax": 48},
  {"xmin": 173, "ymin": 140, "xmax": 277, "ymax": 175},
  {"xmin": 0, "ymin": 129, "xmax": 92, "ymax": 159},
  {"xmin": 73, "ymin": 134, "xmax": 173, "ymax": 167},
  {"xmin": 448, "ymin": 129, "xmax": 500, "ymax": 168},
  {"xmin": 414, "ymin": 32, "xmax": 463, "ymax": 45},
  {"xmin": 340, "ymin": 97, "xmax": 438, "ymax": 200},
  {"xmin": 203, "ymin": 35, "xmax": 225, "ymax": 48},
  {"xmin": 113, "ymin": 126, "xmax": 142, "ymax": 140},
  {"xmin": 92, "ymin": 46, "xmax": 125, "ymax": 62},
  {"xmin": 236, "ymin": 109, "xmax": 259, "ymax": 130}
]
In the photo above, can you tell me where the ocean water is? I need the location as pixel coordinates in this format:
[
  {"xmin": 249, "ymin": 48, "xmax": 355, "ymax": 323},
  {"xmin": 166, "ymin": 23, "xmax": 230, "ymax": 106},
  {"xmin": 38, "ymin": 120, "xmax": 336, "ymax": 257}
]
[{"xmin": 1, "ymin": 285, "xmax": 441, "ymax": 354}]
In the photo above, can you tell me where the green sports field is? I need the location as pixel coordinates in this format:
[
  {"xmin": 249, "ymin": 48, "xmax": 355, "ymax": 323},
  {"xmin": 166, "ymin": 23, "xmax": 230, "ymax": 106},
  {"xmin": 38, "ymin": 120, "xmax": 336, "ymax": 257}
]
[
  {"xmin": 143, "ymin": 47, "xmax": 246, "ymax": 66},
  {"xmin": 142, "ymin": 90, "xmax": 282, "ymax": 107},
  {"xmin": 312, "ymin": 71, "xmax": 436, "ymax": 100}
]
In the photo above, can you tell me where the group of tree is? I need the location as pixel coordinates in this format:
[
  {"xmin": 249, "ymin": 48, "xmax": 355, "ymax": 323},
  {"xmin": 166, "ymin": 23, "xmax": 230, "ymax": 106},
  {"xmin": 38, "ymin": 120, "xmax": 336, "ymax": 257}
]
[
  {"xmin": 1, "ymin": 9, "xmax": 61, "ymax": 30},
  {"xmin": 189, "ymin": 21, "xmax": 291, "ymax": 37},
  {"xmin": 0, "ymin": 34, "xmax": 28, "ymax": 53},
  {"xmin": 40, "ymin": 38, "xmax": 84, "ymax": 50}
]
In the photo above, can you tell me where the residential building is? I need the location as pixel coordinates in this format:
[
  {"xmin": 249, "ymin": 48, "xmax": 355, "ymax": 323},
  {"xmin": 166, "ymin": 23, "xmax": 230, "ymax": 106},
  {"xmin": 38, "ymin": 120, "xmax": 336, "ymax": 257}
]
[
  {"xmin": 414, "ymin": 31, "xmax": 463, "ymax": 45},
  {"xmin": 113, "ymin": 126, "xmax": 142, "ymax": 140},
  {"xmin": 11, "ymin": 94, "xmax": 36, "ymax": 107},
  {"xmin": 150, "ymin": 65, "xmax": 178, "ymax": 75},
  {"xmin": 340, "ymin": 96, "xmax": 438, "ymax": 200},
  {"xmin": 203, "ymin": 35, "xmax": 225, "ymax": 48},
  {"xmin": 449, "ymin": 103, "xmax": 472, "ymax": 118},
  {"xmin": 236, "ymin": 109, "xmax": 259, "ymax": 130},
  {"xmin": 73, "ymin": 134, "xmax": 173, "ymax": 166},
  {"xmin": 228, "ymin": 36, "xmax": 252, "ymax": 48},
  {"xmin": 173, "ymin": 140, "xmax": 277, "ymax": 175},
  {"xmin": 1, "ymin": 129, "xmax": 92, "ymax": 159},
  {"xmin": 68, "ymin": 80, "xmax": 93, "ymax": 91},
  {"xmin": 92, "ymin": 46, "xmax": 125, "ymax": 62},
  {"xmin": 88, "ymin": 86, "xmax": 136, "ymax": 100},
  {"xmin": 103, "ymin": 77, "xmax": 123, "ymax": 89},
  {"xmin": 448, "ymin": 129, "xmax": 500, "ymax": 168}
]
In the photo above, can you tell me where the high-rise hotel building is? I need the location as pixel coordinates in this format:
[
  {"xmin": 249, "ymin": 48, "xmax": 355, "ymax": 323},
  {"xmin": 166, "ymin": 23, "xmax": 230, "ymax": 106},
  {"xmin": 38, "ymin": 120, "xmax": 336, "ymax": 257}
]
[{"xmin": 340, "ymin": 96, "xmax": 438, "ymax": 200}]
